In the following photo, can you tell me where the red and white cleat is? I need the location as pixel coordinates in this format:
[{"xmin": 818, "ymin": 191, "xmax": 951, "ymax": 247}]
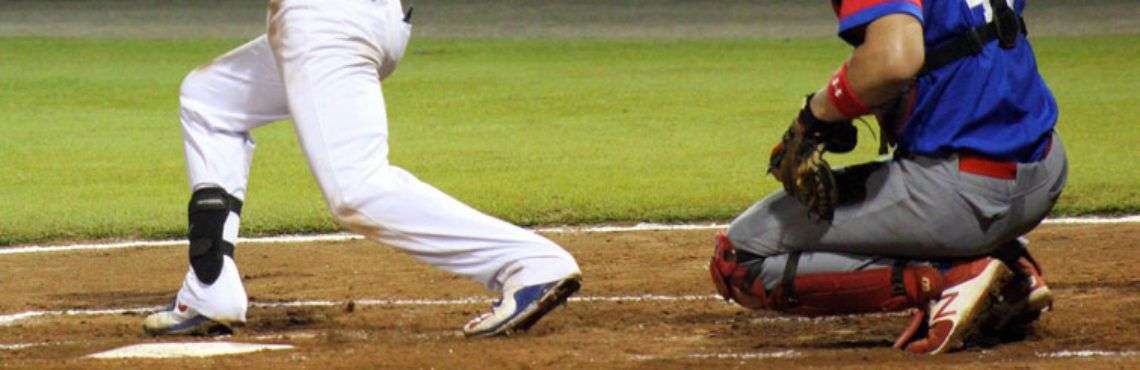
[
  {"xmin": 898, "ymin": 257, "xmax": 1013, "ymax": 354},
  {"xmin": 1013, "ymin": 236, "xmax": 1054, "ymax": 314},
  {"xmin": 1019, "ymin": 255, "xmax": 1053, "ymax": 313}
]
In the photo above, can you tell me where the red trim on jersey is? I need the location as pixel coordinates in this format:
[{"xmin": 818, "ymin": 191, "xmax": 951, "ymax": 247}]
[
  {"xmin": 827, "ymin": 63, "xmax": 871, "ymax": 118},
  {"xmin": 838, "ymin": 0, "xmax": 922, "ymax": 19}
]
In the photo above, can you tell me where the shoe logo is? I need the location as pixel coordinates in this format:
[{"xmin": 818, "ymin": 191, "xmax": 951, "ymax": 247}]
[
  {"xmin": 932, "ymin": 291, "xmax": 959, "ymax": 321},
  {"xmin": 196, "ymin": 198, "xmax": 225, "ymax": 207},
  {"xmin": 177, "ymin": 304, "xmax": 189, "ymax": 313}
]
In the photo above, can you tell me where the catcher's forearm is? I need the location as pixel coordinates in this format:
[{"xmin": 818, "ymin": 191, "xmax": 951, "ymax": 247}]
[{"xmin": 809, "ymin": 14, "xmax": 925, "ymax": 123}]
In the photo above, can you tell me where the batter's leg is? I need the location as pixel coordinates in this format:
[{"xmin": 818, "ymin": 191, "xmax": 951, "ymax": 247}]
[
  {"xmin": 152, "ymin": 36, "xmax": 290, "ymax": 332},
  {"xmin": 268, "ymin": 0, "xmax": 578, "ymax": 297},
  {"xmin": 181, "ymin": 35, "xmax": 290, "ymax": 200}
]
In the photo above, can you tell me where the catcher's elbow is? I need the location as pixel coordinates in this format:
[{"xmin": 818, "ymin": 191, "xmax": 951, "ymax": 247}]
[{"xmin": 876, "ymin": 50, "xmax": 923, "ymax": 85}]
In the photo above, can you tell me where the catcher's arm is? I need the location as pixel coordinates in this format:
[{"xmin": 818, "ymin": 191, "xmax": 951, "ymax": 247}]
[
  {"xmin": 809, "ymin": 14, "xmax": 925, "ymax": 122},
  {"xmin": 769, "ymin": 14, "xmax": 923, "ymax": 221}
]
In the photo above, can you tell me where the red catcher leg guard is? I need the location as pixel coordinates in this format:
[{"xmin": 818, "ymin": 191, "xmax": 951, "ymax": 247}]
[
  {"xmin": 709, "ymin": 232, "xmax": 738, "ymax": 301},
  {"xmin": 768, "ymin": 264, "xmax": 945, "ymax": 317},
  {"xmin": 709, "ymin": 232, "xmax": 769, "ymax": 310},
  {"xmin": 710, "ymin": 231, "xmax": 944, "ymax": 315}
]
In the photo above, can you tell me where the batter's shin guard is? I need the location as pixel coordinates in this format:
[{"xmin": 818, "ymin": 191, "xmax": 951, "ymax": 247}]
[{"xmin": 187, "ymin": 187, "xmax": 243, "ymax": 285}]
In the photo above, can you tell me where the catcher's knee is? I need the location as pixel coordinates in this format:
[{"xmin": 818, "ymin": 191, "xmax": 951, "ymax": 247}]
[
  {"xmin": 709, "ymin": 231, "xmax": 771, "ymax": 310},
  {"xmin": 188, "ymin": 187, "xmax": 243, "ymax": 285},
  {"xmin": 709, "ymin": 236, "xmax": 943, "ymax": 315}
]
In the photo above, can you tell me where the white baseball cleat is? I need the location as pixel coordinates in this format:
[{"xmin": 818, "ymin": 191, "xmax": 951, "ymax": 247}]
[
  {"xmin": 143, "ymin": 300, "xmax": 235, "ymax": 336},
  {"xmin": 902, "ymin": 257, "xmax": 1012, "ymax": 354},
  {"xmin": 463, "ymin": 273, "xmax": 582, "ymax": 338}
]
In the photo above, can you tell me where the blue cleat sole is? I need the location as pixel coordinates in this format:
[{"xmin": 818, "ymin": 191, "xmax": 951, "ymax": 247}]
[{"xmin": 467, "ymin": 274, "xmax": 582, "ymax": 338}]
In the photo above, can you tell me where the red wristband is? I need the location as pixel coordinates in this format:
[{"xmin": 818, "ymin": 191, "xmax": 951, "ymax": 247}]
[{"xmin": 827, "ymin": 63, "xmax": 871, "ymax": 118}]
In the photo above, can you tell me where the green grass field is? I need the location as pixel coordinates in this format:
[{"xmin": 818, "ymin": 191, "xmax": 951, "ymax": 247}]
[{"xmin": 1, "ymin": 34, "xmax": 1137, "ymax": 246}]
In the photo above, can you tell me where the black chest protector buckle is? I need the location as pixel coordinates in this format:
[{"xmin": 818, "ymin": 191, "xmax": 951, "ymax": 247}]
[{"xmin": 991, "ymin": 0, "xmax": 1021, "ymax": 49}]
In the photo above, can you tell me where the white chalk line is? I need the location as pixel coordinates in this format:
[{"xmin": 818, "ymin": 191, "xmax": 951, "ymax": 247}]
[
  {"xmin": 0, "ymin": 294, "xmax": 718, "ymax": 327},
  {"xmin": 0, "ymin": 293, "xmax": 907, "ymax": 328},
  {"xmin": 0, "ymin": 307, "xmax": 159, "ymax": 327},
  {"xmin": 253, "ymin": 332, "xmax": 319, "ymax": 341},
  {"xmin": 0, "ymin": 341, "xmax": 79, "ymax": 351},
  {"xmin": 250, "ymin": 293, "xmax": 719, "ymax": 310},
  {"xmin": 631, "ymin": 350, "xmax": 802, "ymax": 361},
  {"xmin": 687, "ymin": 350, "xmax": 802, "ymax": 360},
  {"xmin": 2, "ymin": 215, "xmax": 1138, "ymax": 256},
  {"xmin": 0, "ymin": 342, "xmax": 42, "ymax": 350},
  {"xmin": 1036, "ymin": 350, "xmax": 1139, "ymax": 358}
]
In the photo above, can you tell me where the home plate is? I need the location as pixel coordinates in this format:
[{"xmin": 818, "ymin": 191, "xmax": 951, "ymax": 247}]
[{"xmin": 87, "ymin": 342, "xmax": 294, "ymax": 359}]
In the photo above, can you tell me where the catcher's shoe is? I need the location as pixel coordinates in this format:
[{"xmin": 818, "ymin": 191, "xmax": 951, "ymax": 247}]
[
  {"xmin": 1009, "ymin": 238, "xmax": 1054, "ymax": 314},
  {"xmin": 143, "ymin": 300, "xmax": 234, "ymax": 336},
  {"xmin": 899, "ymin": 257, "xmax": 1013, "ymax": 354},
  {"xmin": 463, "ymin": 273, "xmax": 582, "ymax": 338},
  {"xmin": 1018, "ymin": 256, "xmax": 1053, "ymax": 313},
  {"xmin": 981, "ymin": 240, "xmax": 1054, "ymax": 339}
]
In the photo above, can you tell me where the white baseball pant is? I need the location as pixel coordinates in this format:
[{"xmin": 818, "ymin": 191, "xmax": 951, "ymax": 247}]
[{"xmin": 174, "ymin": 0, "xmax": 579, "ymax": 323}]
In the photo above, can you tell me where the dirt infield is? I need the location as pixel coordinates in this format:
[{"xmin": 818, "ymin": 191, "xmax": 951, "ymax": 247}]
[{"xmin": 1, "ymin": 224, "xmax": 1137, "ymax": 368}]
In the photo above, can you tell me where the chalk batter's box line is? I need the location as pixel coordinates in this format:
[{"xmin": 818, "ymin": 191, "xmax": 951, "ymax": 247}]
[
  {"xmin": 2, "ymin": 216, "xmax": 1138, "ymax": 256},
  {"xmin": 0, "ymin": 294, "xmax": 915, "ymax": 327}
]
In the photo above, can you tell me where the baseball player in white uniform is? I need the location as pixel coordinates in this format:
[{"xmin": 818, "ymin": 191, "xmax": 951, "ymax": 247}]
[{"xmin": 144, "ymin": 0, "xmax": 582, "ymax": 338}]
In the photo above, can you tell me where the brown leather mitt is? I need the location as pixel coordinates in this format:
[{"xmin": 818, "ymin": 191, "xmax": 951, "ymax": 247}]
[{"xmin": 768, "ymin": 95, "xmax": 856, "ymax": 221}]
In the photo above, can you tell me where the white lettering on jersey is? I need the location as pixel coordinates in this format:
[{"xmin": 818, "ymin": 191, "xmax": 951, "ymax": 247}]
[{"xmin": 965, "ymin": 0, "xmax": 1014, "ymax": 23}]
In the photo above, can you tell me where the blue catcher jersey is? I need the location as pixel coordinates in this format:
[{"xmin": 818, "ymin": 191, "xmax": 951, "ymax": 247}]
[{"xmin": 834, "ymin": 0, "xmax": 1057, "ymax": 162}]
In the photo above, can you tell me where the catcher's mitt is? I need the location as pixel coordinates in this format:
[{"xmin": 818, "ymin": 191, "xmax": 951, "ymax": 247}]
[{"xmin": 768, "ymin": 95, "xmax": 856, "ymax": 221}]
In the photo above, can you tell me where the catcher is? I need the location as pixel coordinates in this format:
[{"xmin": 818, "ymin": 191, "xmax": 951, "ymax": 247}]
[{"xmin": 711, "ymin": 0, "xmax": 1065, "ymax": 354}]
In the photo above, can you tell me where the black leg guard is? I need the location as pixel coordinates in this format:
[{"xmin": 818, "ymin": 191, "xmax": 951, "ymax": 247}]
[{"xmin": 188, "ymin": 187, "xmax": 243, "ymax": 285}]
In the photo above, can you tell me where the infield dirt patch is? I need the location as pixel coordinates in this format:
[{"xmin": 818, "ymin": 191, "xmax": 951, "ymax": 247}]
[{"xmin": 1, "ymin": 224, "xmax": 1137, "ymax": 368}]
